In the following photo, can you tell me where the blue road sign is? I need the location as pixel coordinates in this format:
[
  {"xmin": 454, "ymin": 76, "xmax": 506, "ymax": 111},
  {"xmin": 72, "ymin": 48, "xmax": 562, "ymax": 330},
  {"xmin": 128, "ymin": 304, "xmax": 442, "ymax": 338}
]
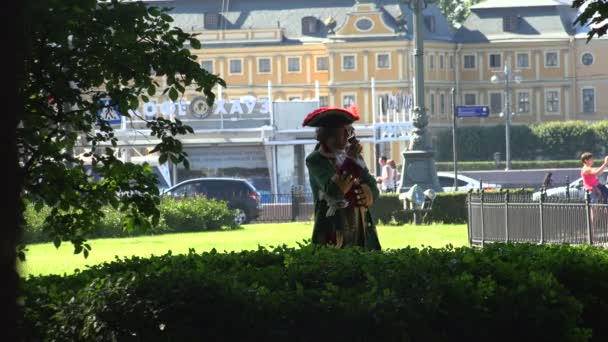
[
  {"xmin": 455, "ymin": 105, "xmax": 490, "ymax": 118},
  {"xmin": 97, "ymin": 98, "xmax": 122, "ymax": 125}
]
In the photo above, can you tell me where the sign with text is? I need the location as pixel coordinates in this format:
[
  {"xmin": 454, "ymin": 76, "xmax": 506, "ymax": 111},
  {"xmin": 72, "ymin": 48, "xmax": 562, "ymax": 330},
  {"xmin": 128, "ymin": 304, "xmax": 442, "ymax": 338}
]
[
  {"xmin": 130, "ymin": 95, "xmax": 271, "ymax": 121},
  {"xmin": 455, "ymin": 106, "xmax": 490, "ymax": 118}
]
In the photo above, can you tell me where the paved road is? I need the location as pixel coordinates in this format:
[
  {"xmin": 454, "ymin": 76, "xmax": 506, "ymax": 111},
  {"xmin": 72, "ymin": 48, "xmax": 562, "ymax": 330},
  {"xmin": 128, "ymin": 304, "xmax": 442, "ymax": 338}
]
[{"xmin": 458, "ymin": 168, "xmax": 581, "ymax": 188}]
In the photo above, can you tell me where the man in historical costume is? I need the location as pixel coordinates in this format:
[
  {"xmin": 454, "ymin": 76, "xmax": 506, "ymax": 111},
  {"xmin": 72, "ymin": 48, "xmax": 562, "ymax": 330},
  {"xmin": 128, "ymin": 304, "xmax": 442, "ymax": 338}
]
[{"xmin": 303, "ymin": 105, "xmax": 381, "ymax": 250}]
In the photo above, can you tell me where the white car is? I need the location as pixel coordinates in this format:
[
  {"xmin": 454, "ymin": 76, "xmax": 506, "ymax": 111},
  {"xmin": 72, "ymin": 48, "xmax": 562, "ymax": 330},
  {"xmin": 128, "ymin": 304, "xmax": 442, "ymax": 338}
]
[
  {"xmin": 532, "ymin": 171, "xmax": 608, "ymax": 201},
  {"xmin": 437, "ymin": 172, "xmax": 501, "ymax": 192}
]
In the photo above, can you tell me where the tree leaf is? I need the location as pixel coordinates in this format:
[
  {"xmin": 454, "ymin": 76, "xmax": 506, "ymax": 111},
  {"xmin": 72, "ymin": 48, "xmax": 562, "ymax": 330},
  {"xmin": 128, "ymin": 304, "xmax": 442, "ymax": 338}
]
[{"xmin": 169, "ymin": 87, "xmax": 178, "ymax": 102}]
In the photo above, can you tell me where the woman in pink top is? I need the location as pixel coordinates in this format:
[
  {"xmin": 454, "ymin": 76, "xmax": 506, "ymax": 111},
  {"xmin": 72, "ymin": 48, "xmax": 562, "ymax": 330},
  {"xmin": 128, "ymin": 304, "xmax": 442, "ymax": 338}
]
[{"xmin": 580, "ymin": 152, "xmax": 608, "ymax": 203}]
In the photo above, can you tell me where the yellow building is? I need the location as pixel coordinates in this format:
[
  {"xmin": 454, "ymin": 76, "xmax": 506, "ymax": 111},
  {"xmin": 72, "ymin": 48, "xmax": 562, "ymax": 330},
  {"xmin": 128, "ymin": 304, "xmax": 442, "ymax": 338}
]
[{"xmin": 128, "ymin": 0, "xmax": 607, "ymax": 192}]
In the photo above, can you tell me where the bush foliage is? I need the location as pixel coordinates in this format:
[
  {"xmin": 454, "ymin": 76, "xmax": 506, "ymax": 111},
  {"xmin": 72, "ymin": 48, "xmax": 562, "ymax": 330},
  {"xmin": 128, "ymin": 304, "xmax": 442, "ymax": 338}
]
[
  {"xmin": 435, "ymin": 121, "xmax": 606, "ymax": 162},
  {"xmin": 23, "ymin": 197, "xmax": 238, "ymax": 244},
  {"xmin": 19, "ymin": 243, "xmax": 608, "ymax": 341}
]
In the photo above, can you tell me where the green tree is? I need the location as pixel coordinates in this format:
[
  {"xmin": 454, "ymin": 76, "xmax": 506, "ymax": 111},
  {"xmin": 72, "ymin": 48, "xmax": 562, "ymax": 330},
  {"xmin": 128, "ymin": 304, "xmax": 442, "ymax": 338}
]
[
  {"xmin": 437, "ymin": 0, "xmax": 484, "ymax": 28},
  {"xmin": 18, "ymin": 0, "xmax": 224, "ymax": 258},
  {"xmin": 572, "ymin": 0, "xmax": 608, "ymax": 41}
]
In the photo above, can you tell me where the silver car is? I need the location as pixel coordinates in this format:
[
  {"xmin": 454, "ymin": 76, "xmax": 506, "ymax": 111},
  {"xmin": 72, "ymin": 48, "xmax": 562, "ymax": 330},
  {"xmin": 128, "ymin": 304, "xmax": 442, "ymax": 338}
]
[{"xmin": 532, "ymin": 171, "xmax": 608, "ymax": 201}]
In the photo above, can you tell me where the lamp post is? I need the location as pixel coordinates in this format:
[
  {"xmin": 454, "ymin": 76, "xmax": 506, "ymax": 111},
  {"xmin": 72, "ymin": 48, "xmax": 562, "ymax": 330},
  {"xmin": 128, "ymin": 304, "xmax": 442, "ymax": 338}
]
[
  {"xmin": 398, "ymin": 0, "xmax": 442, "ymax": 196},
  {"xmin": 490, "ymin": 64, "xmax": 522, "ymax": 171}
]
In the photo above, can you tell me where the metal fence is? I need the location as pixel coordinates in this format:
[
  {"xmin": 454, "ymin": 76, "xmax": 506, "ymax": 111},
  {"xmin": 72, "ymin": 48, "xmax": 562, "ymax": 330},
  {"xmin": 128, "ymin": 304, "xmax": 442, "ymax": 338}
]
[
  {"xmin": 255, "ymin": 192, "xmax": 314, "ymax": 223},
  {"xmin": 467, "ymin": 191, "xmax": 608, "ymax": 247}
]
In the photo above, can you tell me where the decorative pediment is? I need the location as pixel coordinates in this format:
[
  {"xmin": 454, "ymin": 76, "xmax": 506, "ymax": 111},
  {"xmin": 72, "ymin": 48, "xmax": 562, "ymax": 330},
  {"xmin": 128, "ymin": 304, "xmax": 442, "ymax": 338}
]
[{"xmin": 333, "ymin": 2, "xmax": 396, "ymax": 37}]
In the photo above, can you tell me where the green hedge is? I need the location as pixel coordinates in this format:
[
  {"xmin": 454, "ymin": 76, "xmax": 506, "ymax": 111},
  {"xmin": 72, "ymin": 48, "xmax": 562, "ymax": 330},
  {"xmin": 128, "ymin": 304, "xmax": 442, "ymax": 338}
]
[
  {"xmin": 435, "ymin": 160, "xmax": 581, "ymax": 171},
  {"xmin": 19, "ymin": 243, "xmax": 608, "ymax": 341},
  {"xmin": 23, "ymin": 197, "xmax": 238, "ymax": 243},
  {"xmin": 372, "ymin": 192, "xmax": 468, "ymax": 225},
  {"xmin": 435, "ymin": 121, "xmax": 607, "ymax": 162},
  {"xmin": 160, "ymin": 197, "xmax": 238, "ymax": 232}
]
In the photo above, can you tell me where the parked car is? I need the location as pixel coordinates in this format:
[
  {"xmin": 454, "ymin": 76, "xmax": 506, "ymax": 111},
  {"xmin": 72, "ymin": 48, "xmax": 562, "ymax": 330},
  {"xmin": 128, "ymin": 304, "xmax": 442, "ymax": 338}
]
[
  {"xmin": 162, "ymin": 178, "xmax": 261, "ymax": 224},
  {"xmin": 437, "ymin": 172, "xmax": 501, "ymax": 192},
  {"xmin": 532, "ymin": 171, "xmax": 608, "ymax": 201}
]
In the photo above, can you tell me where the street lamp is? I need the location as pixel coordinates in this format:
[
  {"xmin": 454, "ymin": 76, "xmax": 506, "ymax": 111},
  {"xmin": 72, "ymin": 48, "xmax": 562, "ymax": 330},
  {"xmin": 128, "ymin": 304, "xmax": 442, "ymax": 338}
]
[
  {"xmin": 397, "ymin": 0, "xmax": 442, "ymax": 197},
  {"xmin": 490, "ymin": 64, "xmax": 522, "ymax": 171}
]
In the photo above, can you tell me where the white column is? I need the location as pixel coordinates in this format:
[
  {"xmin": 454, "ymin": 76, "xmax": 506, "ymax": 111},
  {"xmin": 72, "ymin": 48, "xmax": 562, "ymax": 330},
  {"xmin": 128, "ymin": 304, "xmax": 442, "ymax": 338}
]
[
  {"xmin": 444, "ymin": 53, "xmax": 449, "ymax": 80},
  {"xmin": 398, "ymin": 50, "xmax": 404, "ymax": 80},
  {"xmin": 536, "ymin": 88, "xmax": 542, "ymax": 123},
  {"xmin": 564, "ymin": 87, "xmax": 570, "ymax": 119},
  {"xmin": 564, "ymin": 52, "xmax": 569, "ymax": 78},
  {"xmin": 277, "ymin": 55, "xmax": 283, "ymax": 84},
  {"xmin": 247, "ymin": 56, "xmax": 253, "ymax": 85},
  {"xmin": 364, "ymin": 90, "xmax": 369, "ymax": 123},
  {"xmin": 306, "ymin": 54, "xmax": 312, "ymax": 84},
  {"xmin": 478, "ymin": 52, "xmax": 484, "ymax": 81},
  {"xmin": 535, "ymin": 51, "xmax": 541, "ymax": 81},
  {"xmin": 371, "ymin": 77, "xmax": 377, "ymax": 130},
  {"xmin": 218, "ymin": 57, "xmax": 225, "ymax": 78},
  {"xmin": 329, "ymin": 52, "xmax": 335, "ymax": 84},
  {"xmin": 363, "ymin": 51, "xmax": 369, "ymax": 81}
]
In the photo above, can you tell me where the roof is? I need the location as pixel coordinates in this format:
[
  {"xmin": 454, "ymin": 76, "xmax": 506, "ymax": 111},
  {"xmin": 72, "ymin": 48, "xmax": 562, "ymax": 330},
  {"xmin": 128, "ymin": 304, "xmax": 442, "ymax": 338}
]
[
  {"xmin": 145, "ymin": 0, "xmax": 454, "ymax": 45},
  {"xmin": 456, "ymin": 1, "xmax": 578, "ymax": 43},
  {"xmin": 471, "ymin": 0, "xmax": 572, "ymax": 10}
]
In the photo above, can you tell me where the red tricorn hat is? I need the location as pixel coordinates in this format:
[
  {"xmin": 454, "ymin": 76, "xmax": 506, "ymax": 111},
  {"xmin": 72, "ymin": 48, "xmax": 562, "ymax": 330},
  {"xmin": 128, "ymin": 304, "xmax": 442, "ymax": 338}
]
[{"xmin": 302, "ymin": 105, "xmax": 359, "ymax": 127}]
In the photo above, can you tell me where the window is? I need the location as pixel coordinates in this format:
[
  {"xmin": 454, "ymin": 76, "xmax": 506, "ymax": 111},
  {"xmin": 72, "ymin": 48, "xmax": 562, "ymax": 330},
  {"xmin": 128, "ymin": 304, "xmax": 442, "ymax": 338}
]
[
  {"xmin": 439, "ymin": 176, "xmax": 468, "ymax": 187},
  {"xmin": 171, "ymin": 182, "xmax": 203, "ymax": 198},
  {"xmin": 316, "ymin": 56, "xmax": 328, "ymax": 71},
  {"xmin": 503, "ymin": 16, "xmax": 519, "ymax": 32},
  {"xmin": 318, "ymin": 96, "xmax": 329, "ymax": 107},
  {"xmin": 302, "ymin": 16, "xmax": 318, "ymax": 34},
  {"xmin": 581, "ymin": 52, "xmax": 594, "ymax": 66},
  {"xmin": 440, "ymin": 94, "xmax": 445, "ymax": 114},
  {"xmin": 546, "ymin": 90, "xmax": 559, "ymax": 113},
  {"xmin": 229, "ymin": 59, "xmax": 242, "ymax": 74},
  {"xmin": 287, "ymin": 57, "xmax": 301, "ymax": 72},
  {"xmin": 342, "ymin": 55, "xmax": 356, "ymax": 70},
  {"xmin": 201, "ymin": 60, "xmax": 213, "ymax": 73},
  {"xmin": 424, "ymin": 16, "xmax": 436, "ymax": 33},
  {"xmin": 355, "ymin": 17, "xmax": 374, "ymax": 32},
  {"xmin": 489, "ymin": 54, "xmax": 501, "ymax": 68},
  {"xmin": 545, "ymin": 52, "xmax": 559, "ymax": 67},
  {"xmin": 582, "ymin": 88, "xmax": 595, "ymax": 113},
  {"xmin": 377, "ymin": 53, "xmax": 390, "ymax": 69},
  {"xmin": 449, "ymin": 55, "xmax": 454, "ymax": 69},
  {"xmin": 516, "ymin": 52, "xmax": 529, "ymax": 68},
  {"xmin": 464, "ymin": 55, "xmax": 476, "ymax": 69},
  {"xmin": 258, "ymin": 58, "xmax": 271, "ymax": 73},
  {"xmin": 464, "ymin": 93, "xmax": 476, "ymax": 105},
  {"xmin": 490, "ymin": 93, "xmax": 502, "ymax": 115},
  {"xmin": 204, "ymin": 13, "xmax": 220, "ymax": 29},
  {"xmin": 429, "ymin": 55, "xmax": 435, "ymax": 69},
  {"xmin": 342, "ymin": 94, "xmax": 356, "ymax": 107},
  {"xmin": 430, "ymin": 94, "xmax": 435, "ymax": 114},
  {"xmin": 517, "ymin": 92, "xmax": 530, "ymax": 113},
  {"xmin": 440, "ymin": 55, "xmax": 444, "ymax": 69}
]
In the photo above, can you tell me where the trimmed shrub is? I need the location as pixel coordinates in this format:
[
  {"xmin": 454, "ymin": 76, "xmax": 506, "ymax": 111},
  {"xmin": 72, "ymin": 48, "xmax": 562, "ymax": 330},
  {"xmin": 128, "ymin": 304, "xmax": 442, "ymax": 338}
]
[
  {"xmin": 159, "ymin": 196, "xmax": 238, "ymax": 232},
  {"xmin": 434, "ymin": 121, "xmax": 605, "ymax": 162},
  {"xmin": 372, "ymin": 192, "xmax": 468, "ymax": 225},
  {"xmin": 22, "ymin": 197, "xmax": 238, "ymax": 244},
  {"xmin": 20, "ymin": 243, "xmax": 608, "ymax": 341},
  {"xmin": 532, "ymin": 121, "xmax": 597, "ymax": 160}
]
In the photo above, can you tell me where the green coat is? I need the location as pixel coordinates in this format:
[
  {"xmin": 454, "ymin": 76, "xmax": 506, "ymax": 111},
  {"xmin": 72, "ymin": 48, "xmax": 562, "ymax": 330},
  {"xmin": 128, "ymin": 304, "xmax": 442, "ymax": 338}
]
[{"xmin": 305, "ymin": 149, "xmax": 381, "ymax": 250}]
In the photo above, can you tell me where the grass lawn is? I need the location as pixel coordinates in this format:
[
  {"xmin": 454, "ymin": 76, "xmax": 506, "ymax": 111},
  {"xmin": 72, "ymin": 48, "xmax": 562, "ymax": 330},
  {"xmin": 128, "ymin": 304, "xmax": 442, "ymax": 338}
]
[{"xmin": 18, "ymin": 222, "xmax": 468, "ymax": 277}]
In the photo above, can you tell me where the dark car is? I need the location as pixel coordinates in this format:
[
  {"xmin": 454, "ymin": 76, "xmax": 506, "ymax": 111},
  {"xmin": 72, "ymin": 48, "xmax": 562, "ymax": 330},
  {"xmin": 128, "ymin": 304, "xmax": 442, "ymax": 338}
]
[{"xmin": 162, "ymin": 178, "xmax": 261, "ymax": 224}]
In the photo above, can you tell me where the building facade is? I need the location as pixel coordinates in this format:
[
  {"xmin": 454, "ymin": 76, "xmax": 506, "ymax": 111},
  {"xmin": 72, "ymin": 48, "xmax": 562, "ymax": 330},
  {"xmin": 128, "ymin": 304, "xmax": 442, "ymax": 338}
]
[{"xmin": 112, "ymin": 0, "xmax": 607, "ymax": 193}]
